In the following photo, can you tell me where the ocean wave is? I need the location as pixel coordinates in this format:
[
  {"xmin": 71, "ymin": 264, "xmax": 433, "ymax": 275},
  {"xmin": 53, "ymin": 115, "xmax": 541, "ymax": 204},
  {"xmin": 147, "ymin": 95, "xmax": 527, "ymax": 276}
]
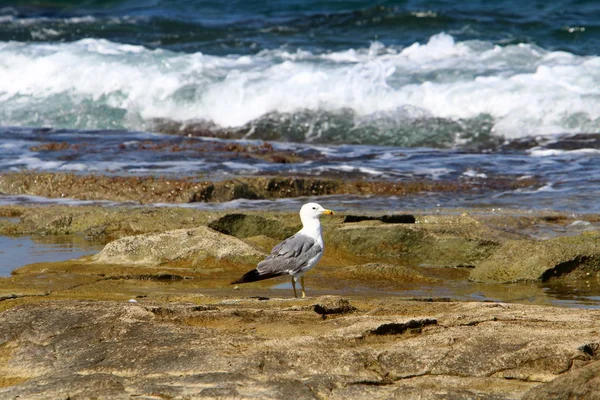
[{"xmin": 1, "ymin": 34, "xmax": 599, "ymax": 146}]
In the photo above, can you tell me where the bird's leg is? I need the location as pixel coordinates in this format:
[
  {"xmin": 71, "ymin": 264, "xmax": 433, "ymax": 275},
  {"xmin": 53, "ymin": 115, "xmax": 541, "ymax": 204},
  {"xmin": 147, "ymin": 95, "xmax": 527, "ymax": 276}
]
[
  {"xmin": 301, "ymin": 276, "xmax": 306, "ymax": 298},
  {"xmin": 292, "ymin": 277, "xmax": 298, "ymax": 298}
]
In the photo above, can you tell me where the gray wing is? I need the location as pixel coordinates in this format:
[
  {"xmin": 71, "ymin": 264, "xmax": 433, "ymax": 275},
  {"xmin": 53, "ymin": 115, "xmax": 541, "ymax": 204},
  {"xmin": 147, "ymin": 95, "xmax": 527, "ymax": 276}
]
[{"xmin": 256, "ymin": 233, "xmax": 322, "ymax": 276}]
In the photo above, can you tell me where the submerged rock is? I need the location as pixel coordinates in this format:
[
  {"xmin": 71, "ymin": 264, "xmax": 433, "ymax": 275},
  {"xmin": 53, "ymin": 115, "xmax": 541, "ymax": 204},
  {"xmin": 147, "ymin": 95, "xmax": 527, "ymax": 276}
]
[{"xmin": 330, "ymin": 263, "xmax": 442, "ymax": 284}]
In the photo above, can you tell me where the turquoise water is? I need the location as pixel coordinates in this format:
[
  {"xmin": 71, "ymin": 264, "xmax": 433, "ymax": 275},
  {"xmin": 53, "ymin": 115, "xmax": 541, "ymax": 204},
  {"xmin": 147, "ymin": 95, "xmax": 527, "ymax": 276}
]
[
  {"xmin": 1, "ymin": 1, "xmax": 600, "ymax": 211},
  {"xmin": 0, "ymin": 1, "xmax": 598, "ymax": 139},
  {"xmin": 1, "ymin": 1, "xmax": 596, "ymax": 55}
]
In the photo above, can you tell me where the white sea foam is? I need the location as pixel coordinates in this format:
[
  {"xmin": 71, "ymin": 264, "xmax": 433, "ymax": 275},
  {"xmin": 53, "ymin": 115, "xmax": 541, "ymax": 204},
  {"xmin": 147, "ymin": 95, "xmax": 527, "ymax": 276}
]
[
  {"xmin": 1, "ymin": 34, "xmax": 600, "ymax": 138},
  {"xmin": 413, "ymin": 167, "xmax": 453, "ymax": 180},
  {"xmin": 222, "ymin": 161, "xmax": 260, "ymax": 171},
  {"xmin": 528, "ymin": 148, "xmax": 600, "ymax": 157},
  {"xmin": 4, "ymin": 156, "xmax": 63, "ymax": 170},
  {"xmin": 58, "ymin": 163, "xmax": 88, "ymax": 171},
  {"xmin": 320, "ymin": 165, "xmax": 383, "ymax": 175},
  {"xmin": 463, "ymin": 169, "xmax": 487, "ymax": 179}
]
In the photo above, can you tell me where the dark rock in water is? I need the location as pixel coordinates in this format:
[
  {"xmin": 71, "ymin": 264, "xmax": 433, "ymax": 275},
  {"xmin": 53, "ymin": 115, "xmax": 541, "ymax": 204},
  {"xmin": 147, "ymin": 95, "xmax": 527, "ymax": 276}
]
[
  {"xmin": 545, "ymin": 133, "xmax": 600, "ymax": 151},
  {"xmin": 344, "ymin": 214, "xmax": 416, "ymax": 224},
  {"xmin": 499, "ymin": 133, "xmax": 600, "ymax": 153},
  {"xmin": 369, "ymin": 318, "xmax": 437, "ymax": 335},
  {"xmin": 83, "ymin": 224, "xmax": 107, "ymax": 241}
]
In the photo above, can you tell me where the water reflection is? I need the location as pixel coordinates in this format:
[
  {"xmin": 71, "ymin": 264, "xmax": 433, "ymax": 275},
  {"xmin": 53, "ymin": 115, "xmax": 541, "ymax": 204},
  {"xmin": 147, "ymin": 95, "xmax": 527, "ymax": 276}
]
[{"xmin": 277, "ymin": 268, "xmax": 600, "ymax": 309}]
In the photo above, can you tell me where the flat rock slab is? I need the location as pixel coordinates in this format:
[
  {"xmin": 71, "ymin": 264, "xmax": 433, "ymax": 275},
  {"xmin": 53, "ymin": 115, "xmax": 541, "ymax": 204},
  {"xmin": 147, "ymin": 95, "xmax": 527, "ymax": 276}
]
[
  {"xmin": 92, "ymin": 226, "xmax": 264, "ymax": 266},
  {"xmin": 523, "ymin": 359, "xmax": 600, "ymax": 400},
  {"xmin": 470, "ymin": 234, "xmax": 600, "ymax": 283},
  {"xmin": 0, "ymin": 297, "xmax": 599, "ymax": 399}
]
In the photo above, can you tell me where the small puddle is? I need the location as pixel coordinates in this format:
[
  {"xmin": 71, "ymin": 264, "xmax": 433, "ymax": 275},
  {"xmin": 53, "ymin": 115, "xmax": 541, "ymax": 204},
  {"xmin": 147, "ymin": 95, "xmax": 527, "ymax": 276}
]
[
  {"xmin": 0, "ymin": 235, "xmax": 103, "ymax": 277},
  {"xmin": 541, "ymin": 278, "xmax": 600, "ymax": 309},
  {"xmin": 273, "ymin": 267, "xmax": 600, "ymax": 309}
]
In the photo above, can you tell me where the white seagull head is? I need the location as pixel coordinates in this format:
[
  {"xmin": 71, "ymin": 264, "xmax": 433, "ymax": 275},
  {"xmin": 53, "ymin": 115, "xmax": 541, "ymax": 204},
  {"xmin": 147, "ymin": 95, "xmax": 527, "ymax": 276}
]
[{"xmin": 299, "ymin": 202, "xmax": 334, "ymax": 224}]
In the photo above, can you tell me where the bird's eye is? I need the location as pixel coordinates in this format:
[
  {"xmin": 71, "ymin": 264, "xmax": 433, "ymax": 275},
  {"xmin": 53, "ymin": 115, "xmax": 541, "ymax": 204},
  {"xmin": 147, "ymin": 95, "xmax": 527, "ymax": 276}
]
[{"xmin": 312, "ymin": 207, "xmax": 316, "ymax": 210}]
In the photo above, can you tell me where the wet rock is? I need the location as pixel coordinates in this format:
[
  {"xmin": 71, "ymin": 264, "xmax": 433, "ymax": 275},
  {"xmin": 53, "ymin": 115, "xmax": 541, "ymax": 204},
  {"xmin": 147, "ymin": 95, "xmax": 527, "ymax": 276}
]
[
  {"xmin": 0, "ymin": 172, "xmax": 538, "ymax": 204},
  {"xmin": 92, "ymin": 226, "xmax": 264, "ymax": 266},
  {"xmin": 326, "ymin": 223, "xmax": 499, "ymax": 268},
  {"xmin": 20, "ymin": 211, "xmax": 73, "ymax": 235},
  {"xmin": 83, "ymin": 224, "xmax": 107, "ymax": 241},
  {"xmin": 327, "ymin": 224, "xmax": 425, "ymax": 258},
  {"xmin": 470, "ymin": 233, "xmax": 600, "ymax": 283}
]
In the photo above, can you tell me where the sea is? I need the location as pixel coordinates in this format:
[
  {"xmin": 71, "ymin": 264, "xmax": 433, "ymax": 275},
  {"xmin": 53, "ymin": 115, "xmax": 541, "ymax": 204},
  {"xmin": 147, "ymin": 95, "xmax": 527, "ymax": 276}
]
[{"xmin": 1, "ymin": 0, "xmax": 600, "ymax": 214}]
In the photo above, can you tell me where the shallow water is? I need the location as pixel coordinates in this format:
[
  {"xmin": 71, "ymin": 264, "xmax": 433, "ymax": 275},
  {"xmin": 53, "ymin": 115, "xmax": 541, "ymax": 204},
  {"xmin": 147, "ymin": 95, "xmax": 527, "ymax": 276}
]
[
  {"xmin": 266, "ymin": 277, "xmax": 600, "ymax": 310},
  {"xmin": 269, "ymin": 262, "xmax": 600, "ymax": 309},
  {"xmin": 0, "ymin": 235, "xmax": 103, "ymax": 277}
]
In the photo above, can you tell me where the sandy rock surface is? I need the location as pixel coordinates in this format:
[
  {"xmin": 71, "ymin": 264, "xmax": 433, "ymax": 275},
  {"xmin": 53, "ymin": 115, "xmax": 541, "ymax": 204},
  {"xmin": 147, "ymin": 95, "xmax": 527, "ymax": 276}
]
[{"xmin": 0, "ymin": 297, "xmax": 599, "ymax": 399}]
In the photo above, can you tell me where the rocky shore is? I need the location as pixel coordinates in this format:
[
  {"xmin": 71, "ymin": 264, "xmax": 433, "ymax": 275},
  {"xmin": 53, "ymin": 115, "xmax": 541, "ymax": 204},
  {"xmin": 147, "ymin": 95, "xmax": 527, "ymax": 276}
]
[
  {"xmin": 0, "ymin": 171, "xmax": 538, "ymax": 204},
  {"xmin": 1, "ymin": 202, "xmax": 600, "ymax": 399}
]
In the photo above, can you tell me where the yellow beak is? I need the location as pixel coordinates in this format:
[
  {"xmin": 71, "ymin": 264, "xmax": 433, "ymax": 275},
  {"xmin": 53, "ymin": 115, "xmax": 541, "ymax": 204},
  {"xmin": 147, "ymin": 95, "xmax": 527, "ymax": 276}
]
[{"xmin": 322, "ymin": 209, "xmax": 335, "ymax": 215}]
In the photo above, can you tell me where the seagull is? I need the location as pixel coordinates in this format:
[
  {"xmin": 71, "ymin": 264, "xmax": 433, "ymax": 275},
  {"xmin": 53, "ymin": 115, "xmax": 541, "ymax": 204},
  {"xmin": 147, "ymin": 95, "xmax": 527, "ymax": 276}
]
[{"xmin": 231, "ymin": 202, "xmax": 334, "ymax": 298}]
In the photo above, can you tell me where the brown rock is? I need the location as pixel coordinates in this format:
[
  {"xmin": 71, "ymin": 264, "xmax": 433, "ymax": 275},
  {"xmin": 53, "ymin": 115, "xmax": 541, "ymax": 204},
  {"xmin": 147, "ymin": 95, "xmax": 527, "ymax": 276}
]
[
  {"xmin": 0, "ymin": 299, "xmax": 599, "ymax": 399},
  {"xmin": 523, "ymin": 359, "xmax": 600, "ymax": 400}
]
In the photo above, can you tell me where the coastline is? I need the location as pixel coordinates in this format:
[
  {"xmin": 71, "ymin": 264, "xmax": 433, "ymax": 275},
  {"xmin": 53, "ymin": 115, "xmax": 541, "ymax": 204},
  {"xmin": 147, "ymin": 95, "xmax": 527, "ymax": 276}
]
[{"xmin": 2, "ymin": 0, "xmax": 599, "ymax": 397}]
